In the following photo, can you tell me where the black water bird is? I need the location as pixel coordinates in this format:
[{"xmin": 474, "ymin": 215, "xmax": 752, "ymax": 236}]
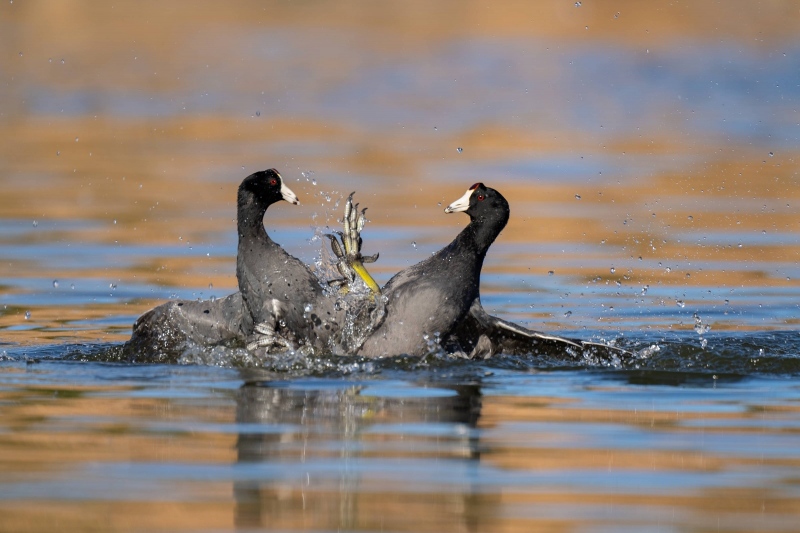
[
  {"xmin": 125, "ymin": 169, "xmax": 308, "ymax": 361},
  {"xmin": 234, "ymin": 169, "xmax": 338, "ymax": 351},
  {"xmin": 351, "ymin": 183, "xmax": 631, "ymax": 361},
  {"xmin": 356, "ymin": 183, "xmax": 509, "ymax": 356}
]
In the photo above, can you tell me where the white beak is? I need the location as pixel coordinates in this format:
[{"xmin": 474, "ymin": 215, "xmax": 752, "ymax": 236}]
[
  {"xmin": 280, "ymin": 180, "xmax": 299, "ymax": 205},
  {"xmin": 444, "ymin": 187, "xmax": 473, "ymax": 214}
]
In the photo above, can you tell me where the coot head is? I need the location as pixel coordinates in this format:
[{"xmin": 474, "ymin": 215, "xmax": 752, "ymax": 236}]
[
  {"xmin": 444, "ymin": 182, "xmax": 509, "ymax": 248},
  {"xmin": 238, "ymin": 169, "xmax": 298, "ymax": 208}
]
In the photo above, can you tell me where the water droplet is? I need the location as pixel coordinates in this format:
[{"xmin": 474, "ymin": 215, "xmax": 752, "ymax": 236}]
[
  {"xmin": 411, "ymin": 241, "xmax": 417, "ymax": 248},
  {"xmin": 762, "ymin": 230, "xmax": 766, "ymax": 235},
  {"xmin": 18, "ymin": 51, "xmax": 22, "ymax": 56},
  {"xmin": 676, "ymin": 300, "xmax": 685, "ymax": 308},
  {"xmin": 769, "ymin": 151, "xmax": 774, "ymax": 157},
  {"xmin": 56, "ymin": 151, "xmax": 60, "ymax": 156},
  {"xmin": 208, "ymin": 283, "xmax": 213, "ymax": 290},
  {"xmin": 574, "ymin": 1, "xmax": 581, "ymax": 5},
  {"xmin": 113, "ymin": 219, "xmax": 117, "ymax": 225},
  {"xmin": 687, "ymin": 215, "xmax": 693, "ymax": 221},
  {"xmin": 75, "ymin": 137, "xmax": 79, "ymax": 142},
  {"xmin": 60, "ymin": 58, "xmax": 65, "ymax": 64},
  {"xmin": 304, "ymin": 303, "xmax": 313, "ymax": 313},
  {"xmin": 724, "ymin": 299, "xmax": 730, "ymax": 305},
  {"xmin": 665, "ymin": 267, "xmax": 672, "ymax": 273},
  {"xmin": 548, "ymin": 270, "xmax": 555, "ymax": 276},
  {"xmin": 614, "ymin": 12, "xmax": 620, "ymax": 18},
  {"xmin": 564, "ymin": 310, "xmax": 572, "ymax": 318},
  {"xmin": 109, "ymin": 283, "xmax": 117, "ymax": 290},
  {"xmin": 456, "ymin": 147, "xmax": 463, "ymax": 153},
  {"xmin": 641, "ymin": 285, "xmax": 649, "ymax": 295},
  {"xmin": 24, "ymin": 311, "xmax": 31, "ymax": 320},
  {"xmin": 737, "ymin": 243, "xmax": 743, "ymax": 248},
  {"xmin": 48, "ymin": 58, "xmax": 52, "ymax": 63},
  {"xmin": 70, "ymin": 283, "xmax": 75, "ymax": 290},
  {"xmin": 52, "ymin": 280, "xmax": 59, "ymax": 288},
  {"xmin": 575, "ymin": 194, "xmax": 581, "ymax": 200},
  {"xmin": 610, "ymin": 267, "xmax": 616, "ymax": 274},
  {"xmin": 311, "ymin": 178, "xmax": 317, "ymax": 186},
  {"xmin": 255, "ymin": 110, "xmax": 261, "ymax": 117}
]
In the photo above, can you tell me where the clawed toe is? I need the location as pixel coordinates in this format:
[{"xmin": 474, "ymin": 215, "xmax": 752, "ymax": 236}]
[
  {"xmin": 325, "ymin": 193, "xmax": 381, "ymax": 295},
  {"xmin": 246, "ymin": 321, "xmax": 293, "ymax": 352}
]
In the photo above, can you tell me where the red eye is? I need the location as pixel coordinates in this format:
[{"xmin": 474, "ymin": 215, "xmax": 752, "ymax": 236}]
[
  {"xmin": 477, "ymin": 194, "xmax": 485, "ymax": 201},
  {"xmin": 270, "ymin": 179, "xmax": 278, "ymax": 186}
]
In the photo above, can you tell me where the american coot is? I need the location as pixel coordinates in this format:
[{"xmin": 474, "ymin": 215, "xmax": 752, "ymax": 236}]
[
  {"xmin": 354, "ymin": 183, "xmax": 509, "ymax": 357},
  {"xmin": 344, "ymin": 183, "xmax": 632, "ymax": 360},
  {"xmin": 125, "ymin": 169, "xmax": 371, "ymax": 362},
  {"xmin": 123, "ymin": 168, "xmax": 305, "ymax": 361},
  {"xmin": 235, "ymin": 169, "xmax": 354, "ymax": 353}
]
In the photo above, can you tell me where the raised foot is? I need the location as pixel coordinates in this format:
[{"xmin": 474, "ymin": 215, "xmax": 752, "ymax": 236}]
[
  {"xmin": 326, "ymin": 192, "xmax": 381, "ymax": 295},
  {"xmin": 246, "ymin": 321, "xmax": 293, "ymax": 352}
]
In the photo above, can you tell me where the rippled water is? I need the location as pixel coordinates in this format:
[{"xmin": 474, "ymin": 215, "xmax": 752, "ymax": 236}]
[{"xmin": 2, "ymin": 2, "xmax": 800, "ymax": 531}]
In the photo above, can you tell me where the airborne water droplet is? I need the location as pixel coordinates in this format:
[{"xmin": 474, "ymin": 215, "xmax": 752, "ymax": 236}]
[
  {"xmin": 24, "ymin": 310, "xmax": 31, "ymax": 320},
  {"xmin": 53, "ymin": 280, "xmax": 59, "ymax": 288},
  {"xmin": 564, "ymin": 310, "xmax": 572, "ymax": 318},
  {"xmin": 32, "ymin": 220, "xmax": 38, "ymax": 227},
  {"xmin": 411, "ymin": 241, "xmax": 417, "ymax": 248},
  {"xmin": 208, "ymin": 283, "xmax": 213, "ymax": 290},
  {"xmin": 676, "ymin": 300, "xmax": 685, "ymax": 308},
  {"xmin": 610, "ymin": 267, "xmax": 616, "ymax": 274},
  {"xmin": 575, "ymin": 194, "xmax": 581, "ymax": 200},
  {"xmin": 456, "ymin": 147, "xmax": 463, "ymax": 153}
]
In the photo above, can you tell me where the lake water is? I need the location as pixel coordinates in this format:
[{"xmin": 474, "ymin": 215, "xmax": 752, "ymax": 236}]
[{"xmin": 1, "ymin": 2, "xmax": 799, "ymax": 531}]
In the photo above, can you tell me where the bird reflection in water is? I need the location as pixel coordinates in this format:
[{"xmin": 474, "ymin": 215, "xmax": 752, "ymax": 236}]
[{"xmin": 233, "ymin": 379, "xmax": 492, "ymax": 531}]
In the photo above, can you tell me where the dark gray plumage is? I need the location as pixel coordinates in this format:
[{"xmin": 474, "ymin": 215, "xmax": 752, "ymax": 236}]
[
  {"xmin": 356, "ymin": 183, "xmax": 508, "ymax": 357},
  {"xmin": 235, "ymin": 169, "xmax": 342, "ymax": 353},
  {"xmin": 124, "ymin": 293, "xmax": 245, "ymax": 363}
]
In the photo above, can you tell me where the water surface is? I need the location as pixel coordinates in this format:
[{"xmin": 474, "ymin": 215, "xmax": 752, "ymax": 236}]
[{"xmin": 1, "ymin": 2, "xmax": 799, "ymax": 531}]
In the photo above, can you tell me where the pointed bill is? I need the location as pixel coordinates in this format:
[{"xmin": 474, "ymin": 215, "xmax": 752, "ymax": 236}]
[
  {"xmin": 444, "ymin": 187, "xmax": 473, "ymax": 213},
  {"xmin": 280, "ymin": 179, "xmax": 299, "ymax": 205}
]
